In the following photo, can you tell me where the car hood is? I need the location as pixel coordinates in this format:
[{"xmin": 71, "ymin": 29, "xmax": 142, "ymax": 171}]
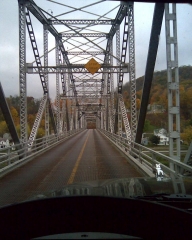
[{"xmin": 30, "ymin": 176, "xmax": 192, "ymax": 200}]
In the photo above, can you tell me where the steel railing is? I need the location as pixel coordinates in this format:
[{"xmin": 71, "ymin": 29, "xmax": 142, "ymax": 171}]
[
  {"xmin": 99, "ymin": 129, "xmax": 192, "ymax": 177},
  {"xmin": 1, "ymin": 128, "xmax": 191, "ymax": 178},
  {"xmin": 0, "ymin": 128, "xmax": 85, "ymax": 175}
]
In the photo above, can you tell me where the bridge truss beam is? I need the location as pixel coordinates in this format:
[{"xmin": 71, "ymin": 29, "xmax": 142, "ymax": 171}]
[
  {"xmin": 50, "ymin": 19, "xmax": 114, "ymax": 25},
  {"xmin": 19, "ymin": 1, "xmax": 27, "ymax": 144},
  {"xmin": 44, "ymin": 24, "xmax": 49, "ymax": 138},
  {"xmin": 17, "ymin": 0, "xmax": 138, "ymax": 145},
  {"xmin": 135, "ymin": 3, "xmax": 165, "ymax": 144},
  {"xmin": 26, "ymin": 65, "xmax": 129, "ymax": 74}
]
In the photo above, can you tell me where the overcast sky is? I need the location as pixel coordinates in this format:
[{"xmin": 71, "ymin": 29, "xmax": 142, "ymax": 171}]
[{"xmin": 0, "ymin": 1, "xmax": 191, "ymax": 100}]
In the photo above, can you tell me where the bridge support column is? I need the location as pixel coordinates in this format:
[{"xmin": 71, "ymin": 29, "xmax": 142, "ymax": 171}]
[
  {"xmin": 128, "ymin": 2, "xmax": 137, "ymax": 141},
  {"xmin": 106, "ymin": 98, "xmax": 109, "ymax": 131},
  {"xmin": 100, "ymin": 111, "xmax": 103, "ymax": 129},
  {"xmin": 75, "ymin": 108, "xmax": 78, "ymax": 130},
  {"xmin": 55, "ymin": 38, "xmax": 61, "ymax": 135},
  {"xmin": 109, "ymin": 37, "xmax": 114, "ymax": 133},
  {"xmin": 165, "ymin": 3, "xmax": 181, "ymax": 170},
  {"xmin": 44, "ymin": 24, "xmax": 49, "ymax": 139},
  {"xmin": 96, "ymin": 112, "xmax": 100, "ymax": 129},
  {"xmin": 83, "ymin": 115, "xmax": 86, "ymax": 129},
  {"xmin": 19, "ymin": 1, "xmax": 27, "ymax": 145},
  {"xmin": 118, "ymin": 97, "xmax": 122, "ymax": 136},
  {"xmin": 114, "ymin": 25, "xmax": 120, "ymax": 135}
]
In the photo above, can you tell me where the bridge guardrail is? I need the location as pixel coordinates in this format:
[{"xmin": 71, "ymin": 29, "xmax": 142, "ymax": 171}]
[
  {"xmin": 99, "ymin": 129, "xmax": 192, "ymax": 177},
  {"xmin": 0, "ymin": 128, "xmax": 85, "ymax": 177}
]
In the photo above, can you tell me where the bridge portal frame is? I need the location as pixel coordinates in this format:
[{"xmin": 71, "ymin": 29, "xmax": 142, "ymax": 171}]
[{"xmin": 17, "ymin": 0, "xmax": 138, "ymax": 148}]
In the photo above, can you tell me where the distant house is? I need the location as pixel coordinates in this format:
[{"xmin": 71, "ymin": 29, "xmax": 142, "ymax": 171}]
[
  {"xmin": 154, "ymin": 128, "xmax": 169, "ymax": 145},
  {"xmin": 147, "ymin": 104, "xmax": 165, "ymax": 114},
  {"xmin": 0, "ymin": 138, "xmax": 6, "ymax": 148},
  {"xmin": 0, "ymin": 138, "xmax": 10, "ymax": 149},
  {"xmin": 142, "ymin": 129, "xmax": 169, "ymax": 146}
]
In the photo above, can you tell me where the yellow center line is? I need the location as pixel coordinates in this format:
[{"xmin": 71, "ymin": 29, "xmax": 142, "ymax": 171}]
[{"xmin": 67, "ymin": 132, "xmax": 90, "ymax": 185}]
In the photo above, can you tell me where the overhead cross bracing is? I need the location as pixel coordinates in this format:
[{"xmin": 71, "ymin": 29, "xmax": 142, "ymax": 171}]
[{"xmin": 18, "ymin": 0, "xmax": 136, "ymax": 147}]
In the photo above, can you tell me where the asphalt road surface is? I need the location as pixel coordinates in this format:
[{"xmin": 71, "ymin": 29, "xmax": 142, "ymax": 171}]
[{"xmin": 0, "ymin": 129, "xmax": 143, "ymax": 207}]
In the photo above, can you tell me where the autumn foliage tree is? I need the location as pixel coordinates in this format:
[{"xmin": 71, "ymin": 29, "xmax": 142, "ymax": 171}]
[{"xmin": 122, "ymin": 65, "xmax": 192, "ymax": 144}]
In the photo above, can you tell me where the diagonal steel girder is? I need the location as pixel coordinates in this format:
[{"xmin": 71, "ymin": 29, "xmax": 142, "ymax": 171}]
[
  {"xmin": 135, "ymin": 3, "xmax": 165, "ymax": 144},
  {"xmin": 28, "ymin": 95, "xmax": 47, "ymax": 149},
  {"xmin": 26, "ymin": 0, "xmax": 76, "ymax": 94},
  {"xmin": 0, "ymin": 83, "xmax": 21, "ymax": 147},
  {"xmin": 25, "ymin": 9, "xmax": 48, "ymax": 94},
  {"xmin": 26, "ymin": 0, "xmax": 79, "ymax": 131}
]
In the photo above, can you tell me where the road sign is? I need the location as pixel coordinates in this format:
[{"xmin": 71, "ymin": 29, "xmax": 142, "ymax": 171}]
[{"xmin": 84, "ymin": 58, "xmax": 101, "ymax": 75}]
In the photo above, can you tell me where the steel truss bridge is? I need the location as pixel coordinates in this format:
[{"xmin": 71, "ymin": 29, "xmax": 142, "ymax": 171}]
[{"xmin": 0, "ymin": 0, "xmax": 192, "ymax": 183}]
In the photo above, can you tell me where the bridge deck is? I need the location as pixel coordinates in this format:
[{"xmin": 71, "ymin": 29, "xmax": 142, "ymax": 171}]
[{"xmin": 0, "ymin": 130, "xmax": 143, "ymax": 207}]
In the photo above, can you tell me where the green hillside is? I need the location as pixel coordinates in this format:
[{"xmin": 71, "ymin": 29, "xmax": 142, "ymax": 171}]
[
  {"xmin": 122, "ymin": 65, "xmax": 192, "ymax": 144},
  {"xmin": 123, "ymin": 65, "xmax": 192, "ymax": 93}
]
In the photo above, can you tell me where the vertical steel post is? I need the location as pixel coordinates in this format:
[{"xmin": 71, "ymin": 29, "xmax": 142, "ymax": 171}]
[
  {"xmin": 118, "ymin": 97, "xmax": 122, "ymax": 136},
  {"xmin": 128, "ymin": 2, "xmax": 137, "ymax": 140},
  {"xmin": 116, "ymin": 26, "xmax": 121, "ymax": 136},
  {"xmin": 101, "ymin": 111, "xmax": 103, "ymax": 129},
  {"xmin": 55, "ymin": 38, "xmax": 60, "ymax": 135},
  {"xmin": 109, "ymin": 38, "xmax": 114, "ymax": 133},
  {"xmin": 60, "ymin": 99, "xmax": 65, "ymax": 133},
  {"xmin": 75, "ymin": 107, "xmax": 78, "ymax": 130},
  {"xmin": 165, "ymin": 3, "xmax": 180, "ymax": 169},
  {"xmin": 44, "ymin": 24, "xmax": 49, "ymax": 138},
  {"xmin": 19, "ymin": 1, "xmax": 27, "ymax": 144},
  {"xmin": 67, "ymin": 73, "xmax": 71, "ymax": 130}
]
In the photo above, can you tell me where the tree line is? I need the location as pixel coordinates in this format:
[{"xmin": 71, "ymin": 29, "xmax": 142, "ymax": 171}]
[
  {"xmin": 0, "ymin": 65, "xmax": 192, "ymax": 144},
  {"xmin": 122, "ymin": 65, "xmax": 192, "ymax": 144}
]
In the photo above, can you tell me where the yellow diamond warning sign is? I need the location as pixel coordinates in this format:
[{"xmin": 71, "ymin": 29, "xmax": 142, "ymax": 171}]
[{"xmin": 84, "ymin": 58, "xmax": 101, "ymax": 75}]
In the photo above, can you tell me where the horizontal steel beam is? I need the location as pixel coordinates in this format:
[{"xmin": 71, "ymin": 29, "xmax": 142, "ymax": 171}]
[
  {"xmin": 73, "ymin": 91, "xmax": 101, "ymax": 93},
  {"xmin": 75, "ymin": 84, "xmax": 101, "ymax": 87},
  {"xmin": 67, "ymin": 51, "xmax": 104, "ymax": 56},
  {"xmin": 27, "ymin": 64, "xmax": 129, "ymax": 74},
  {"xmin": 74, "ymin": 104, "xmax": 103, "ymax": 106},
  {"xmin": 61, "ymin": 95, "xmax": 110, "ymax": 99},
  {"xmin": 50, "ymin": 19, "xmax": 114, "ymax": 25},
  {"xmin": 74, "ymin": 80, "xmax": 102, "ymax": 82},
  {"xmin": 61, "ymin": 33, "xmax": 107, "ymax": 38}
]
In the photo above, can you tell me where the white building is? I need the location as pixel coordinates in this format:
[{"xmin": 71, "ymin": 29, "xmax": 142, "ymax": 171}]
[
  {"xmin": 154, "ymin": 129, "xmax": 169, "ymax": 145},
  {"xmin": 0, "ymin": 138, "xmax": 10, "ymax": 149}
]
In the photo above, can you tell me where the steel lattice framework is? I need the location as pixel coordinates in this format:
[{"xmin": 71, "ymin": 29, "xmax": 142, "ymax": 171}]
[
  {"xmin": 44, "ymin": 25, "xmax": 49, "ymax": 138},
  {"xmin": 0, "ymin": 1, "xmax": 182, "ymax": 172},
  {"xmin": 19, "ymin": 1, "xmax": 27, "ymax": 145},
  {"xmin": 17, "ymin": 0, "xmax": 135, "ymax": 147},
  {"xmin": 17, "ymin": 0, "xmax": 183, "ymax": 161},
  {"xmin": 127, "ymin": 2, "xmax": 137, "ymax": 140},
  {"xmin": 165, "ymin": 3, "xmax": 180, "ymax": 168}
]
